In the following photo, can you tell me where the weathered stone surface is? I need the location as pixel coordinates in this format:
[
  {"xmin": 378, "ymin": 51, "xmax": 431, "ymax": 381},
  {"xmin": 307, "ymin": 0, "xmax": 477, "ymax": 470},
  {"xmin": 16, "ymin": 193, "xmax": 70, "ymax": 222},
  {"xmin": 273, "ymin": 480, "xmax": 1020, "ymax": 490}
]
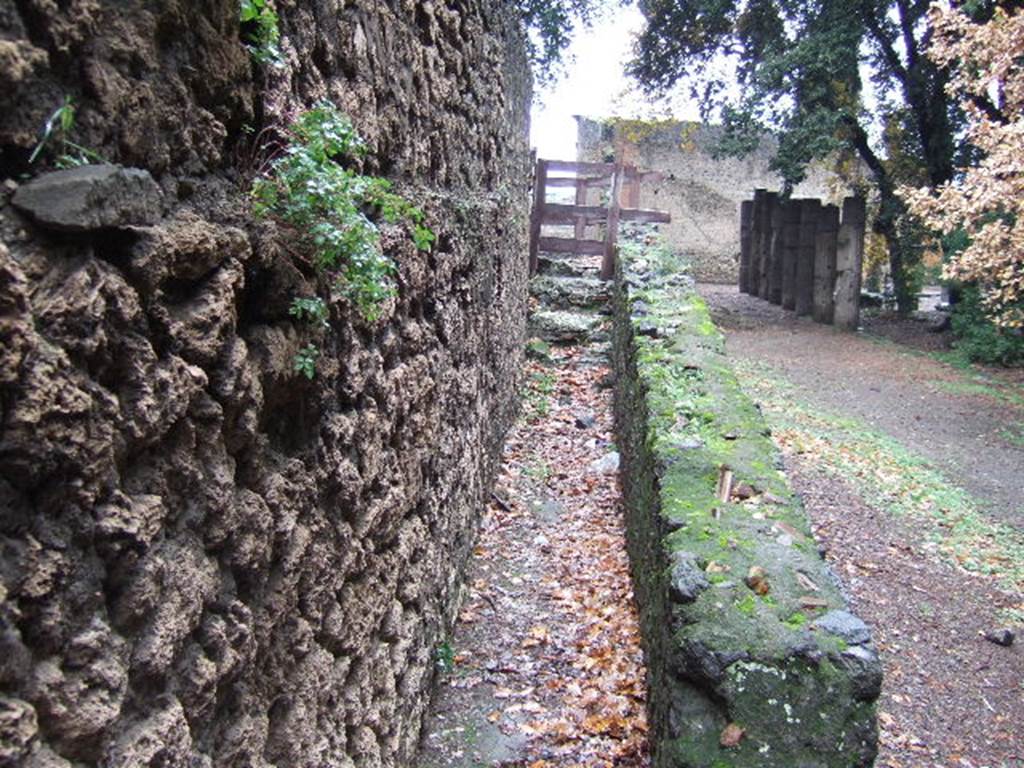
[
  {"xmin": 12, "ymin": 165, "xmax": 162, "ymax": 232},
  {"xmin": 813, "ymin": 610, "xmax": 873, "ymax": 646},
  {"xmin": 668, "ymin": 552, "xmax": 710, "ymax": 604},
  {"xmin": 529, "ymin": 275, "xmax": 611, "ymax": 310},
  {"xmin": 529, "ymin": 309, "xmax": 603, "ymax": 344},
  {"xmin": 0, "ymin": 1, "xmax": 531, "ymax": 766},
  {"xmin": 611, "ymin": 239, "xmax": 879, "ymax": 767}
]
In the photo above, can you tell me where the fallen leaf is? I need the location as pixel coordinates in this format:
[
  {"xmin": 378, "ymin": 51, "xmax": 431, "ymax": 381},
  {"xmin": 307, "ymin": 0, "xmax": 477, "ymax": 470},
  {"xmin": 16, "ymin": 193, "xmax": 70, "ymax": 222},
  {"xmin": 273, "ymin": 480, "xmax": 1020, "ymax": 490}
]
[{"xmin": 720, "ymin": 722, "xmax": 745, "ymax": 747}]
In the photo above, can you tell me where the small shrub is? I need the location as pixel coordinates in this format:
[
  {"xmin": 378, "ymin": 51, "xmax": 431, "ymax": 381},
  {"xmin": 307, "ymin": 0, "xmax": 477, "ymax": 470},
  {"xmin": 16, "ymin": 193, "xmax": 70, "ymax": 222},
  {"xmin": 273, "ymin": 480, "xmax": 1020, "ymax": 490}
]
[
  {"xmin": 293, "ymin": 344, "xmax": 319, "ymax": 380},
  {"xmin": 253, "ymin": 102, "xmax": 434, "ymax": 377},
  {"xmin": 951, "ymin": 286, "xmax": 1024, "ymax": 367},
  {"xmin": 239, "ymin": 0, "xmax": 283, "ymax": 66},
  {"xmin": 289, "ymin": 296, "xmax": 329, "ymax": 328}
]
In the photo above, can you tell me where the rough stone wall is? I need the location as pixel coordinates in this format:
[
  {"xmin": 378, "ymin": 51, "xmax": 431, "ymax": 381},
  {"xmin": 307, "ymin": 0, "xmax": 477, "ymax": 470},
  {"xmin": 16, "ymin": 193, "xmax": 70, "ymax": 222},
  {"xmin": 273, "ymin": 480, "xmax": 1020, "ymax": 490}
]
[
  {"xmin": 611, "ymin": 241, "xmax": 879, "ymax": 766},
  {"xmin": 0, "ymin": 2, "xmax": 531, "ymax": 767},
  {"xmin": 576, "ymin": 118, "xmax": 857, "ymax": 283}
]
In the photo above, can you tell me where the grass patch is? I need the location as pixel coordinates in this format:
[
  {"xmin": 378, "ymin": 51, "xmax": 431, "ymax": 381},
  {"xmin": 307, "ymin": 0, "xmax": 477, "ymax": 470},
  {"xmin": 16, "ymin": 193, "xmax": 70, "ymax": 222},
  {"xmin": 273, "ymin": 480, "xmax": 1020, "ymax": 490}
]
[
  {"xmin": 934, "ymin": 378, "xmax": 1024, "ymax": 409},
  {"xmin": 734, "ymin": 359, "xmax": 1024, "ymax": 597},
  {"xmin": 522, "ymin": 369, "xmax": 556, "ymax": 421},
  {"xmin": 864, "ymin": 334, "xmax": 1024, "ymax": 409}
]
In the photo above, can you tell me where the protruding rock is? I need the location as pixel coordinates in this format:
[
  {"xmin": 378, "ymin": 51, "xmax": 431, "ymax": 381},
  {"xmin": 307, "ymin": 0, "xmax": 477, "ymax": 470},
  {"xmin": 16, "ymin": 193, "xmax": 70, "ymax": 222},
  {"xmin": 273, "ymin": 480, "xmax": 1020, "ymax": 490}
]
[
  {"xmin": 813, "ymin": 610, "xmax": 872, "ymax": 645},
  {"xmin": 0, "ymin": 697, "xmax": 38, "ymax": 764},
  {"xmin": 528, "ymin": 310, "xmax": 602, "ymax": 344},
  {"xmin": 12, "ymin": 165, "xmax": 162, "ymax": 232},
  {"xmin": 983, "ymin": 628, "xmax": 1015, "ymax": 647},
  {"xmin": 669, "ymin": 552, "xmax": 709, "ymax": 604}
]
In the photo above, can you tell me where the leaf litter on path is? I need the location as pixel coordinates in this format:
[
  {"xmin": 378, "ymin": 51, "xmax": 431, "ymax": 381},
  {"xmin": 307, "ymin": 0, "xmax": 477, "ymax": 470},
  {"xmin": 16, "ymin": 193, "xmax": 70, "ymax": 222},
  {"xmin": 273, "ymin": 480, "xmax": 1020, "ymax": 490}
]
[{"xmin": 419, "ymin": 345, "xmax": 649, "ymax": 768}]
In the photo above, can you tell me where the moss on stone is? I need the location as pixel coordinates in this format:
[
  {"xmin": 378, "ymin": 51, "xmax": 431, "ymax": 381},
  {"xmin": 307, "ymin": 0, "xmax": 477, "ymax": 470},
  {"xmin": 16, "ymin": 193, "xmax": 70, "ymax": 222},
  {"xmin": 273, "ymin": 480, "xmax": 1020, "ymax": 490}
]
[{"xmin": 610, "ymin": 238, "xmax": 880, "ymax": 768}]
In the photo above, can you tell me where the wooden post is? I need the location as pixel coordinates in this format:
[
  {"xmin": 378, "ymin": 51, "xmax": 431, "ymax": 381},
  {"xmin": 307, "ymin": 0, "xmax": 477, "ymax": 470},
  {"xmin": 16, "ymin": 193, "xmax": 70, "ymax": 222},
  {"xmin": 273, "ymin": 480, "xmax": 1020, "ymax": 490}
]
[
  {"xmin": 780, "ymin": 198, "xmax": 802, "ymax": 310},
  {"xmin": 600, "ymin": 162, "xmax": 625, "ymax": 281},
  {"xmin": 739, "ymin": 200, "xmax": 754, "ymax": 294},
  {"xmin": 795, "ymin": 199, "xmax": 820, "ymax": 316},
  {"xmin": 766, "ymin": 193, "xmax": 785, "ymax": 304},
  {"xmin": 750, "ymin": 189, "xmax": 767, "ymax": 296},
  {"xmin": 813, "ymin": 204, "xmax": 839, "ymax": 324},
  {"xmin": 573, "ymin": 176, "xmax": 587, "ymax": 241},
  {"xmin": 528, "ymin": 159, "xmax": 548, "ymax": 276},
  {"xmin": 759, "ymin": 191, "xmax": 778, "ymax": 301},
  {"xmin": 834, "ymin": 196, "xmax": 866, "ymax": 331}
]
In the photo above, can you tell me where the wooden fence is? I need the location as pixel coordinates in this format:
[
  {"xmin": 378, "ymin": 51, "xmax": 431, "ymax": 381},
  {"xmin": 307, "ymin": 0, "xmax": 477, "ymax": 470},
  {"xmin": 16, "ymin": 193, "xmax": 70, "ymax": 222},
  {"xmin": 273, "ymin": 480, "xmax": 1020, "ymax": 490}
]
[
  {"xmin": 739, "ymin": 191, "xmax": 866, "ymax": 330},
  {"xmin": 528, "ymin": 159, "xmax": 671, "ymax": 280}
]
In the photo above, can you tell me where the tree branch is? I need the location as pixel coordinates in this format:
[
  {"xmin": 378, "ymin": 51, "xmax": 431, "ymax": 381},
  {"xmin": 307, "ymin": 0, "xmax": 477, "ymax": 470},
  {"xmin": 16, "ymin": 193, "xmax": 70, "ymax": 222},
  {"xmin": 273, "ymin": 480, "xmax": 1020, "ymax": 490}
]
[
  {"xmin": 967, "ymin": 92, "xmax": 1010, "ymax": 126},
  {"xmin": 859, "ymin": 1, "xmax": 909, "ymax": 84}
]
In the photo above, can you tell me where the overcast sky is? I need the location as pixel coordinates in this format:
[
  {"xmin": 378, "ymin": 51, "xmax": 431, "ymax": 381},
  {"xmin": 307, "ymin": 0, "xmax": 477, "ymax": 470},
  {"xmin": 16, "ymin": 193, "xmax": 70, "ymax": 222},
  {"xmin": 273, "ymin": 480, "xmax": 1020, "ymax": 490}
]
[{"xmin": 529, "ymin": 4, "xmax": 702, "ymax": 161}]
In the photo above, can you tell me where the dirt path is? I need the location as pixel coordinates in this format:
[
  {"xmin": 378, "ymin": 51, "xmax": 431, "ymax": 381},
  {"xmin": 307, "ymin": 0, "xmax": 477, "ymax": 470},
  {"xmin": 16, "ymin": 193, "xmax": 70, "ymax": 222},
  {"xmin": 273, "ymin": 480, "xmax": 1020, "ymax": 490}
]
[
  {"xmin": 700, "ymin": 284, "xmax": 1024, "ymax": 529},
  {"xmin": 419, "ymin": 348, "xmax": 649, "ymax": 767},
  {"xmin": 701, "ymin": 284, "xmax": 1024, "ymax": 768}
]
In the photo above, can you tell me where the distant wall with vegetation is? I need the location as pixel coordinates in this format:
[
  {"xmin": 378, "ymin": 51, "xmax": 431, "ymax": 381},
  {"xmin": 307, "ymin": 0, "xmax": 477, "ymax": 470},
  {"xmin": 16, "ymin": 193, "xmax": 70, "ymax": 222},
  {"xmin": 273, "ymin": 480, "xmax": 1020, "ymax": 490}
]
[
  {"xmin": 0, "ymin": 2, "xmax": 530, "ymax": 766},
  {"xmin": 611, "ymin": 237, "xmax": 880, "ymax": 766},
  {"xmin": 577, "ymin": 118, "xmax": 855, "ymax": 283}
]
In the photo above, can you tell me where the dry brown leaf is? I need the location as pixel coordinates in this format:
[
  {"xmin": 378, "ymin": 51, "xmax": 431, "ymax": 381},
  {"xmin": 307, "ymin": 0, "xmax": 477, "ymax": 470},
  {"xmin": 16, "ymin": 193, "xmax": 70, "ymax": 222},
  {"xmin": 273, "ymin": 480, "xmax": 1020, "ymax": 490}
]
[{"xmin": 720, "ymin": 722, "xmax": 745, "ymax": 748}]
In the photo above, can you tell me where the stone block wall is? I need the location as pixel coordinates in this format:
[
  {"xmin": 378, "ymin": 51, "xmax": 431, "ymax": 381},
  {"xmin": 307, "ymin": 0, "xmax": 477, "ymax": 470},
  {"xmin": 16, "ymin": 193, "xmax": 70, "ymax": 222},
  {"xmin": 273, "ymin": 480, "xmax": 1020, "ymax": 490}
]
[
  {"xmin": 576, "ymin": 118, "xmax": 859, "ymax": 283},
  {"xmin": 611, "ymin": 239, "xmax": 880, "ymax": 767},
  {"xmin": 0, "ymin": 2, "xmax": 531, "ymax": 766}
]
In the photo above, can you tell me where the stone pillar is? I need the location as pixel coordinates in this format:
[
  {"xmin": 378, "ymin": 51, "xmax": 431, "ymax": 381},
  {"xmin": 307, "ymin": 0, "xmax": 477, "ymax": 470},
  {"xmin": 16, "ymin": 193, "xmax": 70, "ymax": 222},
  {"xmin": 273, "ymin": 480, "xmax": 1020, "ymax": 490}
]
[
  {"xmin": 739, "ymin": 200, "xmax": 754, "ymax": 294},
  {"xmin": 813, "ymin": 204, "xmax": 839, "ymax": 324},
  {"xmin": 779, "ymin": 198, "xmax": 801, "ymax": 309},
  {"xmin": 834, "ymin": 196, "xmax": 866, "ymax": 331},
  {"xmin": 765, "ymin": 193, "xmax": 783, "ymax": 303},
  {"xmin": 751, "ymin": 189, "xmax": 767, "ymax": 297},
  {"xmin": 795, "ymin": 199, "xmax": 820, "ymax": 316}
]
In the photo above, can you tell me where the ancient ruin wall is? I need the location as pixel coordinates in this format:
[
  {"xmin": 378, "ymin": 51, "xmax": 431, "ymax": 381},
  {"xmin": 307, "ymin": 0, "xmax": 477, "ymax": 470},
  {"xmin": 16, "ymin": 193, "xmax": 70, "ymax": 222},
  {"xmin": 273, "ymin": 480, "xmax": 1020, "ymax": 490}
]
[
  {"xmin": 576, "ymin": 118, "xmax": 850, "ymax": 283},
  {"xmin": 0, "ymin": 2, "xmax": 531, "ymax": 766},
  {"xmin": 610, "ymin": 244, "xmax": 880, "ymax": 767}
]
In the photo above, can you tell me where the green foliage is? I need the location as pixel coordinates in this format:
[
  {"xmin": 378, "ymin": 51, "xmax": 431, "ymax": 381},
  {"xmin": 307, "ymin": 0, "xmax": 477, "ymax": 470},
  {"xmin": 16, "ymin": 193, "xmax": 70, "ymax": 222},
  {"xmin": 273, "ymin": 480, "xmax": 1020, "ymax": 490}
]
[
  {"xmin": 951, "ymin": 287, "xmax": 1024, "ymax": 367},
  {"xmin": 29, "ymin": 96, "xmax": 105, "ymax": 168},
  {"xmin": 293, "ymin": 344, "xmax": 319, "ymax": 380},
  {"xmin": 239, "ymin": 0, "xmax": 282, "ymax": 66},
  {"xmin": 289, "ymin": 296, "xmax": 329, "ymax": 328},
  {"xmin": 434, "ymin": 639, "xmax": 456, "ymax": 672},
  {"xmin": 517, "ymin": 0, "xmax": 610, "ymax": 82},
  {"xmin": 629, "ymin": 0, "xmax": 964, "ymax": 314},
  {"xmin": 253, "ymin": 102, "xmax": 435, "ymax": 376},
  {"xmin": 522, "ymin": 369, "xmax": 556, "ymax": 421}
]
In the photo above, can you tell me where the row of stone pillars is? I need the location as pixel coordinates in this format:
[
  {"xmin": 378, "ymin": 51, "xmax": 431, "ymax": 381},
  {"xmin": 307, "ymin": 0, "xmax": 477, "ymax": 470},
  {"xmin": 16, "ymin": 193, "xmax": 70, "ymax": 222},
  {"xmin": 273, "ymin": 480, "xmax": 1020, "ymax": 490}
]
[{"xmin": 739, "ymin": 190, "xmax": 866, "ymax": 331}]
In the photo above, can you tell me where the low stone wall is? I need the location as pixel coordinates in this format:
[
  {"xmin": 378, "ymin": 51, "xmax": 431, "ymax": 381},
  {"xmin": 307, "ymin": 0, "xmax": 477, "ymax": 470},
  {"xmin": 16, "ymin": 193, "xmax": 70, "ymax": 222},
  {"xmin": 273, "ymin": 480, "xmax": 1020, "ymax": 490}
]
[{"xmin": 611, "ymin": 239, "xmax": 880, "ymax": 767}]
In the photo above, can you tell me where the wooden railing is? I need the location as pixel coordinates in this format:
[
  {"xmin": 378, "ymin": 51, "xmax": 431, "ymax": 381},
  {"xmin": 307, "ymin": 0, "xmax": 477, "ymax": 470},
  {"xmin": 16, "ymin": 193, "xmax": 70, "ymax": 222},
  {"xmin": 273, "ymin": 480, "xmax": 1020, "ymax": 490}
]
[{"xmin": 528, "ymin": 159, "xmax": 671, "ymax": 280}]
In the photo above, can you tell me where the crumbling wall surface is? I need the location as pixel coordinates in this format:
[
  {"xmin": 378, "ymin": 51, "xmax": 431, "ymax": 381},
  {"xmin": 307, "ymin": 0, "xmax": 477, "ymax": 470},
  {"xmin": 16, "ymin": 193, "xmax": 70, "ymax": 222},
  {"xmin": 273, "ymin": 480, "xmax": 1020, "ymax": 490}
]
[
  {"xmin": 576, "ymin": 118, "xmax": 848, "ymax": 283},
  {"xmin": 610, "ymin": 240, "xmax": 880, "ymax": 767},
  {"xmin": 0, "ymin": 2, "xmax": 531, "ymax": 766}
]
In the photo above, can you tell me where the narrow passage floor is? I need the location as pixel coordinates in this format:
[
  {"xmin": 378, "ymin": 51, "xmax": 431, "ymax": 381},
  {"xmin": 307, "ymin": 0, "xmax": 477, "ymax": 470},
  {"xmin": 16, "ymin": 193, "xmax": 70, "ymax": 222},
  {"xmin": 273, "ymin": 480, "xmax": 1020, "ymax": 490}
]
[{"xmin": 419, "ymin": 345, "xmax": 649, "ymax": 767}]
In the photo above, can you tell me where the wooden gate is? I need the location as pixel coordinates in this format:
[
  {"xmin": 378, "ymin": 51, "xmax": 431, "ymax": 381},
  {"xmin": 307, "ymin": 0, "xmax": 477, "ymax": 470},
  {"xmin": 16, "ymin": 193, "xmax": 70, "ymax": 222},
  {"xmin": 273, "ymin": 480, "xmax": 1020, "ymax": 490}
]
[{"xmin": 527, "ymin": 159, "xmax": 671, "ymax": 280}]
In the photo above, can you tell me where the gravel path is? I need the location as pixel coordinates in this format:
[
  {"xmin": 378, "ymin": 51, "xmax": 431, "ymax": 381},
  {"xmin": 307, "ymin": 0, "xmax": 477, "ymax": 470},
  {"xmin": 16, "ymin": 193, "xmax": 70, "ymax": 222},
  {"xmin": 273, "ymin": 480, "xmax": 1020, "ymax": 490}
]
[
  {"xmin": 700, "ymin": 283, "xmax": 1024, "ymax": 529},
  {"xmin": 700, "ymin": 283, "xmax": 1024, "ymax": 768}
]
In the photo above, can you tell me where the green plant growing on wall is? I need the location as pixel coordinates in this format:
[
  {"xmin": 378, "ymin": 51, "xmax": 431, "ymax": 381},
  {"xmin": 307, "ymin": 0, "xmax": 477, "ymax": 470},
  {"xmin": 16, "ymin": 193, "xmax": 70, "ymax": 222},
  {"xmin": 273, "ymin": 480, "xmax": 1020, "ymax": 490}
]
[
  {"xmin": 289, "ymin": 296, "xmax": 329, "ymax": 328},
  {"xmin": 29, "ymin": 96, "xmax": 105, "ymax": 168},
  {"xmin": 239, "ymin": 0, "xmax": 283, "ymax": 66},
  {"xmin": 253, "ymin": 102, "xmax": 434, "ymax": 377},
  {"xmin": 293, "ymin": 344, "xmax": 319, "ymax": 380}
]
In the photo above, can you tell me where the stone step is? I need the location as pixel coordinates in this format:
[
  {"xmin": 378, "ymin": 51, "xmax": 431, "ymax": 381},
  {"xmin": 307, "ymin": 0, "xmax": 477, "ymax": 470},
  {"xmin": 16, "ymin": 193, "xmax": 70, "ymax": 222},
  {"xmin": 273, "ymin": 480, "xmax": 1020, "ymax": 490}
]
[
  {"xmin": 528, "ymin": 309, "xmax": 604, "ymax": 345},
  {"xmin": 529, "ymin": 275, "xmax": 611, "ymax": 311},
  {"xmin": 536, "ymin": 254, "xmax": 600, "ymax": 278}
]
